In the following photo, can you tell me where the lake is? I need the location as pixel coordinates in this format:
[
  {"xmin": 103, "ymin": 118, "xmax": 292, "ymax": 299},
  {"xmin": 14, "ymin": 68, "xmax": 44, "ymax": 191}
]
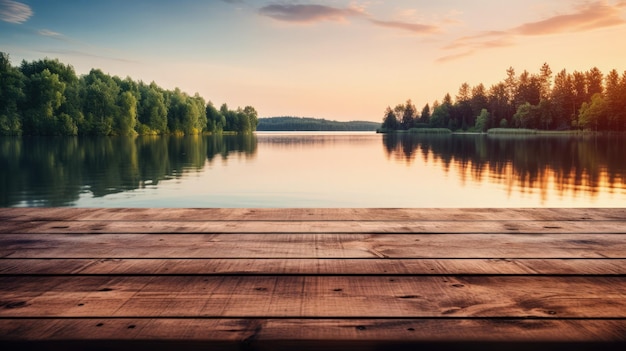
[{"xmin": 1, "ymin": 132, "xmax": 625, "ymax": 207}]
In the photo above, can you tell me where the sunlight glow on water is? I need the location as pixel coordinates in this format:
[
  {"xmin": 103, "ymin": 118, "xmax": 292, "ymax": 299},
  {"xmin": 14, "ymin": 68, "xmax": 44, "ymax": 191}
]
[{"xmin": 2, "ymin": 132, "xmax": 625, "ymax": 207}]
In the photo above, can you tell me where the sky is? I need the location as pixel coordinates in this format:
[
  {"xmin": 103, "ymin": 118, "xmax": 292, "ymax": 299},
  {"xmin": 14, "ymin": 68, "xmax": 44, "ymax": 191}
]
[{"xmin": 1, "ymin": 0, "xmax": 626, "ymax": 122}]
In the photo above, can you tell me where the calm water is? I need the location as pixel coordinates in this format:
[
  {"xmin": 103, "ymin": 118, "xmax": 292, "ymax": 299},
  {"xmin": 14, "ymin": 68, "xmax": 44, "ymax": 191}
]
[{"xmin": 1, "ymin": 132, "xmax": 625, "ymax": 207}]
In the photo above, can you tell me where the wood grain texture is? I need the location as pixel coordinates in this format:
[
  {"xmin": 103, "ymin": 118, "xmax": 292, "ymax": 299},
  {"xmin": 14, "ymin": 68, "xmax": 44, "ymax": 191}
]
[
  {"xmin": 1, "ymin": 276, "xmax": 624, "ymax": 318},
  {"xmin": 1, "ymin": 233, "xmax": 624, "ymax": 258},
  {"xmin": 0, "ymin": 208, "xmax": 624, "ymax": 350},
  {"xmin": 3, "ymin": 258, "xmax": 625, "ymax": 275},
  {"xmin": 2, "ymin": 219, "xmax": 626, "ymax": 234},
  {"xmin": 1, "ymin": 318, "xmax": 624, "ymax": 342},
  {"xmin": 2, "ymin": 208, "xmax": 625, "ymax": 221}
]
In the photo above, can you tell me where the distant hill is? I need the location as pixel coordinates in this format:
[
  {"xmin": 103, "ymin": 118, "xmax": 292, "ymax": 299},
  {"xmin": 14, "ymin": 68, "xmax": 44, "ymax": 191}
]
[{"xmin": 257, "ymin": 117, "xmax": 381, "ymax": 131}]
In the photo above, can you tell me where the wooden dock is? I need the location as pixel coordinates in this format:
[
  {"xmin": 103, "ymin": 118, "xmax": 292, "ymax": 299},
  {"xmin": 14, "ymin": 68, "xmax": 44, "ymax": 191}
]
[{"xmin": 0, "ymin": 208, "xmax": 625, "ymax": 350}]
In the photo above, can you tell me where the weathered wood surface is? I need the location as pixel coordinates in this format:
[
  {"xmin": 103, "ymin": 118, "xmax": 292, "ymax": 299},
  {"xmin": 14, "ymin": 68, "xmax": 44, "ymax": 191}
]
[
  {"xmin": 1, "ymin": 275, "xmax": 625, "ymax": 318},
  {"xmin": 1, "ymin": 233, "xmax": 625, "ymax": 258},
  {"xmin": 0, "ymin": 208, "xmax": 624, "ymax": 351},
  {"xmin": 2, "ymin": 207, "xmax": 625, "ymax": 221},
  {"xmin": 3, "ymin": 219, "xmax": 626, "ymax": 234},
  {"xmin": 2, "ymin": 258, "xmax": 625, "ymax": 275}
]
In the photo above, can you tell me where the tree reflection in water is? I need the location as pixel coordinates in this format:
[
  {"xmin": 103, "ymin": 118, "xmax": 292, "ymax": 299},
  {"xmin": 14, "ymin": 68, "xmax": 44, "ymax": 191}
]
[
  {"xmin": 382, "ymin": 133, "xmax": 626, "ymax": 202},
  {"xmin": 0, "ymin": 135, "xmax": 257, "ymax": 206}
]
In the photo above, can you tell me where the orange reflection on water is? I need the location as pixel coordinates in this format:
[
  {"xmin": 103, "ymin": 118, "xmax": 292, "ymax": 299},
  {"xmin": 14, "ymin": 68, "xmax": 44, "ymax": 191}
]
[{"xmin": 383, "ymin": 134, "xmax": 626, "ymax": 207}]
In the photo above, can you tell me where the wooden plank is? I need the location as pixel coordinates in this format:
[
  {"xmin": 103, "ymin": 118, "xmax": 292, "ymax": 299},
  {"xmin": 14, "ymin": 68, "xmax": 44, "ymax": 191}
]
[
  {"xmin": 0, "ymin": 318, "xmax": 624, "ymax": 344},
  {"xmin": 2, "ymin": 258, "xmax": 626, "ymax": 275},
  {"xmin": 2, "ymin": 208, "xmax": 625, "ymax": 221},
  {"xmin": 0, "ymin": 207, "xmax": 623, "ymax": 349},
  {"xmin": 3, "ymin": 219, "xmax": 626, "ymax": 234},
  {"xmin": 1, "ymin": 276, "xmax": 624, "ymax": 318},
  {"xmin": 1, "ymin": 233, "xmax": 624, "ymax": 258}
]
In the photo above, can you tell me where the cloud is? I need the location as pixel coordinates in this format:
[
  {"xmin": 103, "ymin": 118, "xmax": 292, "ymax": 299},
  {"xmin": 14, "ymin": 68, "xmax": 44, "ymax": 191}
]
[
  {"xmin": 436, "ymin": 50, "xmax": 475, "ymax": 64},
  {"xmin": 38, "ymin": 49, "xmax": 140, "ymax": 64},
  {"xmin": 258, "ymin": 2, "xmax": 444, "ymax": 35},
  {"xmin": 369, "ymin": 19, "xmax": 439, "ymax": 35},
  {"xmin": 439, "ymin": 0, "xmax": 626, "ymax": 62},
  {"xmin": 38, "ymin": 29, "xmax": 64, "ymax": 38},
  {"xmin": 0, "ymin": 0, "xmax": 32, "ymax": 23},
  {"xmin": 258, "ymin": 4, "xmax": 364, "ymax": 23},
  {"xmin": 513, "ymin": 0, "xmax": 625, "ymax": 35}
]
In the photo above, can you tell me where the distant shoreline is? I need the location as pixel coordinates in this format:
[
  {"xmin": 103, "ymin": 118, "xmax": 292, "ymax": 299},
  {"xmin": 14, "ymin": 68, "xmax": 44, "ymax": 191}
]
[{"xmin": 257, "ymin": 117, "xmax": 380, "ymax": 132}]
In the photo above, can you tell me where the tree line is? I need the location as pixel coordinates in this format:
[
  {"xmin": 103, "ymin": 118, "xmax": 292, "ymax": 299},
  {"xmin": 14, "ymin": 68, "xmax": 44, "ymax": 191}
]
[
  {"xmin": 0, "ymin": 53, "xmax": 258, "ymax": 136},
  {"xmin": 381, "ymin": 63, "xmax": 626, "ymax": 132},
  {"xmin": 257, "ymin": 116, "xmax": 380, "ymax": 131}
]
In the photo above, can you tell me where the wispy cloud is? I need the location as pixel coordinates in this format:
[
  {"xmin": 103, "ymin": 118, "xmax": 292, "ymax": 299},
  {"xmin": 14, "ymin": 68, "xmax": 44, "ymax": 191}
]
[
  {"xmin": 38, "ymin": 29, "xmax": 64, "ymax": 38},
  {"xmin": 258, "ymin": 2, "xmax": 443, "ymax": 35},
  {"xmin": 258, "ymin": 4, "xmax": 364, "ymax": 23},
  {"xmin": 369, "ymin": 19, "xmax": 439, "ymax": 35},
  {"xmin": 36, "ymin": 29, "xmax": 140, "ymax": 65},
  {"xmin": 438, "ymin": 0, "xmax": 626, "ymax": 62},
  {"xmin": 513, "ymin": 0, "xmax": 625, "ymax": 35},
  {"xmin": 0, "ymin": 0, "xmax": 32, "ymax": 24},
  {"xmin": 38, "ymin": 49, "xmax": 140, "ymax": 64},
  {"xmin": 436, "ymin": 50, "xmax": 475, "ymax": 64}
]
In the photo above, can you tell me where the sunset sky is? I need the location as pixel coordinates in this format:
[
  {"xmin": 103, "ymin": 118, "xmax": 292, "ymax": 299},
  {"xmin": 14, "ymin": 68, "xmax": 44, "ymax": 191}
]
[{"xmin": 2, "ymin": 0, "xmax": 626, "ymax": 122}]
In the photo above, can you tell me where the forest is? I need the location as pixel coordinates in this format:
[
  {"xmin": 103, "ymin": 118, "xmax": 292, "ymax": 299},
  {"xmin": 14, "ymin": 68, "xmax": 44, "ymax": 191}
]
[
  {"xmin": 0, "ymin": 53, "xmax": 258, "ymax": 136},
  {"xmin": 257, "ymin": 117, "xmax": 380, "ymax": 131},
  {"xmin": 381, "ymin": 63, "xmax": 626, "ymax": 133}
]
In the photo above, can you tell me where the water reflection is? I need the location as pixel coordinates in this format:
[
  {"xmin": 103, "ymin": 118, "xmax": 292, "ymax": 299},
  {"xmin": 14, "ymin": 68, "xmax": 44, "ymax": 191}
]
[
  {"xmin": 383, "ymin": 133, "xmax": 626, "ymax": 202},
  {"xmin": 0, "ymin": 135, "xmax": 257, "ymax": 207},
  {"xmin": 1, "ymin": 133, "xmax": 624, "ymax": 207},
  {"xmin": 257, "ymin": 132, "xmax": 375, "ymax": 147}
]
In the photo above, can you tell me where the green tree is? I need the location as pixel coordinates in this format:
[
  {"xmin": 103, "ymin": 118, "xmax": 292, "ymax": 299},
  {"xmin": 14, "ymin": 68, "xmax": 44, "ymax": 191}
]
[
  {"xmin": 515, "ymin": 70, "xmax": 541, "ymax": 106},
  {"xmin": 470, "ymin": 83, "xmax": 488, "ymax": 119},
  {"xmin": 22, "ymin": 68, "xmax": 67, "ymax": 135},
  {"xmin": 539, "ymin": 62, "xmax": 552, "ymax": 100},
  {"xmin": 0, "ymin": 54, "xmax": 259, "ymax": 136},
  {"xmin": 571, "ymin": 71, "xmax": 588, "ymax": 117},
  {"xmin": 0, "ymin": 53, "xmax": 24, "ymax": 135},
  {"xmin": 504, "ymin": 66, "xmax": 517, "ymax": 118},
  {"xmin": 117, "ymin": 91, "xmax": 138, "ymax": 135},
  {"xmin": 81, "ymin": 69, "xmax": 120, "ymax": 135},
  {"xmin": 586, "ymin": 67, "xmax": 603, "ymax": 97},
  {"xmin": 401, "ymin": 99, "xmax": 416, "ymax": 130},
  {"xmin": 578, "ymin": 93, "xmax": 607, "ymax": 131},
  {"xmin": 419, "ymin": 103, "xmax": 430, "ymax": 124},
  {"xmin": 551, "ymin": 69, "xmax": 574, "ymax": 129},
  {"xmin": 236, "ymin": 108, "xmax": 251, "ymax": 133},
  {"xmin": 242, "ymin": 105, "xmax": 258, "ymax": 132},
  {"xmin": 20, "ymin": 57, "xmax": 82, "ymax": 134},
  {"xmin": 513, "ymin": 102, "xmax": 537, "ymax": 129},
  {"xmin": 221, "ymin": 103, "xmax": 239, "ymax": 132},
  {"xmin": 455, "ymin": 82, "xmax": 473, "ymax": 130},
  {"xmin": 381, "ymin": 106, "xmax": 398, "ymax": 130},
  {"xmin": 138, "ymin": 82, "xmax": 167, "ymax": 134},
  {"xmin": 605, "ymin": 69, "xmax": 626, "ymax": 131},
  {"xmin": 430, "ymin": 100, "xmax": 450, "ymax": 128},
  {"xmin": 537, "ymin": 99, "xmax": 553, "ymax": 130},
  {"xmin": 474, "ymin": 108, "xmax": 489, "ymax": 132},
  {"xmin": 488, "ymin": 82, "xmax": 508, "ymax": 129},
  {"xmin": 192, "ymin": 93, "xmax": 208, "ymax": 133},
  {"xmin": 206, "ymin": 101, "xmax": 225, "ymax": 133}
]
